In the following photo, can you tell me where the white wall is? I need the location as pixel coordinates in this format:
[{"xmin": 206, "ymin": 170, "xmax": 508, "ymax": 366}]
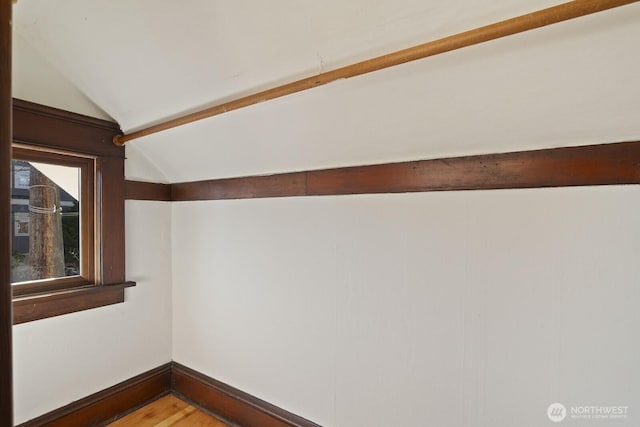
[
  {"xmin": 172, "ymin": 186, "xmax": 640, "ymax": 427},
  {"xmin": 12, "ymin": 201, "xmax": 172, "ymax": 424},
  {"xmin": 11, "ymin": 3, "xmax": 640, "ymax": 425},
  {"xmin": 12, "ymin": 32, "xmax": 111, "ymax": 120}
]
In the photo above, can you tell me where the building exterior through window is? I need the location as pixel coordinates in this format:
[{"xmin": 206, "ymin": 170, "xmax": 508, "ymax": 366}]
[{"xmin": 10, "ymin": 159, "xmax": 80, "ymax": 283}]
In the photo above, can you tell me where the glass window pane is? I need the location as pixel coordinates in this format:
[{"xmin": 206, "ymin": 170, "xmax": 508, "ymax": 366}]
[{"xmin": 11, "ymin": 160, "xmax": 81, "ymax": 283}]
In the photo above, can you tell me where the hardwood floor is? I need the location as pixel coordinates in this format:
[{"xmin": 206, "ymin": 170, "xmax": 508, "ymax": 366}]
[{"xmin": 108, "ymin": 394, "xmax": 229, "ymax": 426}]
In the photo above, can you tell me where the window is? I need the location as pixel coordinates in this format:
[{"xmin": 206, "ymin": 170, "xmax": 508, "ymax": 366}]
[
  {"xmin": 13, "ymin": 161, "xmax": 30, "ymax": 189},
  {"xmin": 11, "ymin": 99, "xmax": 134, "ymax": 324},
  {"xmin": 13, "ymin": 212, "xmax": 29, "ymax": 236},
  {"xmin": 11, "ymin": 147, "xmax": 94, "ymax": 295}
]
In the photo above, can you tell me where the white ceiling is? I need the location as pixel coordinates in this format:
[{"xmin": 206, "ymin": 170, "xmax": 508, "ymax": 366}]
[{"xmin": 12, "ymin": 1, "xmax": 640, "ymax": 183}]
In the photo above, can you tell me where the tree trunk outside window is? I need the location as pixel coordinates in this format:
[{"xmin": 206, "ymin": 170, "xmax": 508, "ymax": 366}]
[{"xmin": 29, "ymin": 166, "xmax": 64, "ymax": 280}]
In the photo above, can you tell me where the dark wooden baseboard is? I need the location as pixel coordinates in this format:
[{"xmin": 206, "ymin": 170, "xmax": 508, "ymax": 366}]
[
  {"xmin": 17, "ymin": 363, "xmax": 172, "ymax": 427},
  {"xmin": 18, "ymin": 362, "xmax": 320, "ymax": 427},
  {"xmin": 127, "ymin": 141, "xmax": 640, "ymax": 202},
  {"xmin": 172, "ymin": 362, "xmax": 320, "ymax": 427}
]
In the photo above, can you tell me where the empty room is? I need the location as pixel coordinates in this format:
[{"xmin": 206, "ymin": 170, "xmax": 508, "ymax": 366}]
[{"xmin": 1, "ymin": 0, "xmax": 639, "ymax": 426}]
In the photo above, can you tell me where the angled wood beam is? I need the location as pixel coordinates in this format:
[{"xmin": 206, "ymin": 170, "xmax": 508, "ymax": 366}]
[
  {"xmin": 0, "ymin": 0, "xmax": 13, "ymax": 425},
  {"xmin": 114, "ymin": 0, "xmax": 639, "ymax": 146}
]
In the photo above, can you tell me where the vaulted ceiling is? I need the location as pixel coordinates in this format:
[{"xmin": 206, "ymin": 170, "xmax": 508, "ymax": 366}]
[{"xmin": 12, "ymin": 1, "xmax": 640, "ymax": 183}]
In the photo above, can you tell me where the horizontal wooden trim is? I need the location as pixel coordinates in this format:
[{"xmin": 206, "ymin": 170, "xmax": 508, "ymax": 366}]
[
  {"xmin": 172, "ymin": 362, "xmax": 321, "ymax": 427},
  {"xmin": 307, "ymin": 141, "xmax": 640, "ymax": 195},
  {"xmin": 13, "ymin": 98, "xmax": 124, "ymax": 158},
  {"xmin": 155, "ymin": 142, "xmax": 640, "ymax": 201},
  {"xmin": 171, "ymin": 172, "xmax": 307, "ymax": 201},
  {"xmin": 17, "ymin": 363, "xmax": 172, "ymax": 427},
  {"xmin": 13, "ymin": 282, "xmax": 136, "ymax": 325},
  {"xmin": 125, "ymin": 180, "xmax": 172, "ymax": 201},
  {"xmin": 13, "ymin": 99, "xmax": 119, "ymax": 132},
  {"xmin": 114, "ymin": 0, "xmax": 639, "ymax": 145},
  {"xmin": 11, "ymin": 276, "xmax": 93, "ymax": 298}
]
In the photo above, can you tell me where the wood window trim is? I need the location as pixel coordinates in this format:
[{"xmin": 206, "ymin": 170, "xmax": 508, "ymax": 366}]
[
  {"xmin": 11, "ymin": 99, "xmax": 134, "ymax": 324},
  {"xmin": 13, "ymin": 282, "xmax": 135, "ymax": 325},
  {"xmin": 1, "ymin": 2, "xmax": 13, "ymax": 422},
  {"xmin": 11, "ymin": 146, "xmax": 95, "ymax": 297}
]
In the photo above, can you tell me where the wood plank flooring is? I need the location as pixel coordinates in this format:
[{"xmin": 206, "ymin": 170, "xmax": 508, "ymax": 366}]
[{"xmin": 108, "ymin": 394, "xmax": 229, "ymax": 426}]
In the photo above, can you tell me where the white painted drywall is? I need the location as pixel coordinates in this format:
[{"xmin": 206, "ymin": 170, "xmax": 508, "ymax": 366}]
[
  {"xmin": 124, "ymin": 143, "xmax": 169, "ymax": 184},
  {"xmin": 12, "ymin": 201, "xmax": 172, "ymax": 424},
  {"xmin": 172, "ymin": 187, "xmax": 640, "ymax": 427},
  {"xmin": 12, "ymin": 33, "xmax": 111, "ymax": 120}
]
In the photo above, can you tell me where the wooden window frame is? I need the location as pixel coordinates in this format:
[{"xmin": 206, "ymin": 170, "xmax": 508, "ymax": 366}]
[
  {"xmin": 11, "ymin": 99, "xmax": 134, "ymax": 324},
  {"xmin": 11, "ymin": 146, "xmax": 95, "ymax": 296}
]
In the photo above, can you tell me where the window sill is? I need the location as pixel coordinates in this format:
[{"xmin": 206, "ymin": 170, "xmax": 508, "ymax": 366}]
[{"xmin": 12, "ymin": 282, "xmax": 135, "ymax": 325}]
